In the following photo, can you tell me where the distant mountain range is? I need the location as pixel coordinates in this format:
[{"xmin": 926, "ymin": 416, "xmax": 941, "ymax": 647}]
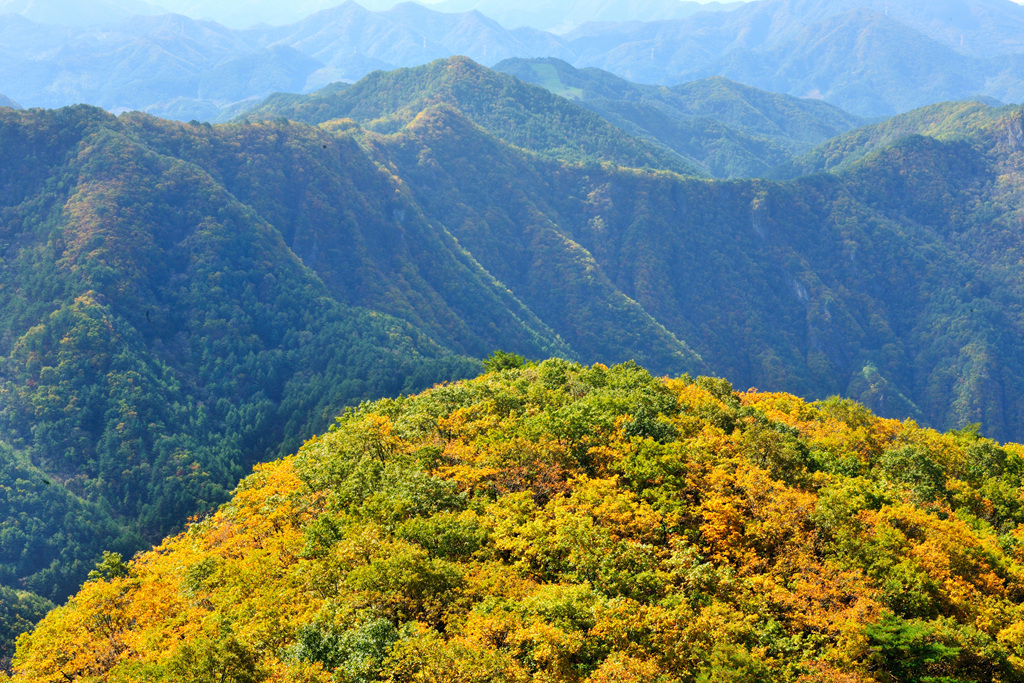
[
  {"xmin": 0, "ymin": 0, "xmax": 745, "ymax": 29},
  {"xmin": 0, "ymin": 0, "xmax": 164, "ymax": 24},
  {"xmin": 422, "ymin": 0, "xmax": 744, "ymax": 32},
  {"xmin": 0, "ymin": 0, "xmax": 1022, "ymax": 120}
]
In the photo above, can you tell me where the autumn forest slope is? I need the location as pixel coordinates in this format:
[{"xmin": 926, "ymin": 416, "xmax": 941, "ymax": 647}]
[{"xmin": 13, "ymin": 359, "xmax": 1024, "ymax": 682}]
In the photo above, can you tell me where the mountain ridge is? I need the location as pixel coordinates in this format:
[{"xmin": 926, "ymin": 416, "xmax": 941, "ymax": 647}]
[
  {"xmin": 494, "ymin": 57, "xmax": 865, "ymax": 177},
  {"xmin": 1, "ymin": 0, "xmax": 1024, "ymax": 120},
  {"xmin": 239, "ymin": 57, "xmax": 706, "ymax": 176}
]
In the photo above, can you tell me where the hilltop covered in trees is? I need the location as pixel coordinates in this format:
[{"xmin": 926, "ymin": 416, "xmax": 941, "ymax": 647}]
[{"xmin": 10, "ymin": 359, "xmax": 1024, "ymax": 682}]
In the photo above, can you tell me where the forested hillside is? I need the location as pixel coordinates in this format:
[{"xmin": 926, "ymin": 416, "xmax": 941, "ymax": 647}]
[
  {"xmin": 237, "ymin": 57, "xmax": 704, "ymax": 176},
  {"xmin": 247, "ymin": 58, "xmax": 1024, "ymax": 443},
  {"xmin": 12, "ymin": 359, "xmax": 1024, "ymax": 682},
  {"xmin": 0, "ymin": 105, "xmax": 498, "ymax": 654},
  {"xmin": 4, "ymin": 57, "xmax": 1024, "ymax": 660},
  {"xmin": 494, "ymin": 58, "xmax": 865, "ymax": 177},
  {"xmin": 770, "ymin": 100, "xmax": 1011, "ymax": 178}
]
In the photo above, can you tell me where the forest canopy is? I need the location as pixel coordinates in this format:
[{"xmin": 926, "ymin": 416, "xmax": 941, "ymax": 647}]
[{"xmin": 11, "ymin": 359, "xmax": 1024, "ymax": 682}]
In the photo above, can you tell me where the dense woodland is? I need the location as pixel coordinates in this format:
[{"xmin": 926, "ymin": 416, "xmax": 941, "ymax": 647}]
[
  {"xmin": 4, "ymin": 57, "xmax": 1024, "ymax": 664},
  {"xmin": 11, "ymin": 359, "xmax": 1024, "ymax": 682},
  {"xmin": 239, "ymin": 58, "xmax": 703, "ymax": 177},
  {"xmin": 494, "ymin": 58, "xmax": 866, "ymax": 178}
]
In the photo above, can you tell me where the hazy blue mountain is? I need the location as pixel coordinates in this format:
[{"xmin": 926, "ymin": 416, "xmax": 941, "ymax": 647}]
[
  {"xmin": 0, "ymin": 94, "xmax": 18, "ymax": 108},
  {"xmin": 0, "ymin": 0, "xmax": 163, "ymax": 25},
  {"xmin": 496, "ymin": 57, "xmax": 864, "ymax": 176},
  {"xmin": 2, "ymin": 0, "xmax": 1024, "ymax": 121},
  {"xmin": 73, "ymin": 0, "xmax": 746, "ymax": 30},
  {"xmin": 0, "ymin": 13, "xmax": 256, "ymax": 116},
  {"xmin": 751, "ymin": 0, "xmax": 1024, "ymax": 58},
  {"xmin": 0, "ymin": 2, "xmax": 576, "ymax": 120},
  {"xmin": 681, "ymin": 9, "xmax": 987, "ymax": 115},
  {"xmin": 562, "ymin": 0, "xmax": 1024, "ymax": 115},
  {"xmin": 249, "ymin": 2, "xmax": 573, "ymax": 87},
  {"xmin": 154, "ymin": 0, "xmax": 342, "ymax": 28},
  {"xmin": 428, "ymin": 0, "xmax": 744, "ymax": 32}
]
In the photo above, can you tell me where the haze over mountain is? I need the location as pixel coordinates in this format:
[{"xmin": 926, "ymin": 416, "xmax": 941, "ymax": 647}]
[
  {"xmin": 0, "ymin": 0, "xmax": 163, "ymax": 25},
  {"xmin": 0, "ymin": 0, "xmax": 1023, "ymax": 120},
  {"xmin": 0, "ymin": 0, "xmax": 749, "ymax": 29},
  {"xmin": 565, "ymin": 0, "xmax": 1024, "ymax": 115},
  {"xmin": 423, "ymin": 0, "xmax": 744, "ymax": 32}
]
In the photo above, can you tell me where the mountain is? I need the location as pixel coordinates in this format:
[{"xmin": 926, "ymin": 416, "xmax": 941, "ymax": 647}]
[
  {"xmin": 0, "ymin": 0, "xmax": 163, "ymax": 25},
  {"xmin": 359, "ymin": 97, "xmax": 1024, "ymax": 440},
  {"xmin": 150, "ymin": 0, "xmax": 344, "ymax": 28},
  {"xmin": 25, "ymin": 0, "xmax": 746, "ymax": 31},
  {"xmin": 0, "ymin": 13, "xmax": 259, "ymax": 118},
  {"xmin": 0, "ymin": 103, "xmax": 575, "ymax": 643},
  {"xmin": 0, "ymin": 94, "xmax": 17, "ymax": 109},
  {"xmin": 244, "ymin": 63, "xmax": 1024, "ymax": 444},
  {"xmin": 428, "ymin": 0, "xmax": 745, "ymax": 32},
  {"xmin": 768, "ymin": 99, "xmax": 1013, "ymax": 177},
  {"xmin": 13, "ymin": 359, "xmax": 1024, "ymax": 681},
  {"xmin": 683, "ymin": 8, "xmax": 993, "ymax": 116},
  {"xmin": 5, "ymin": 60, "xmax": 1024, "ymax": 656},
  {"xmin": 0, "ymin": 3, "xmax": 576, "ymax": 121},
  {"xmin": 757, "ymin": 0, "xmax": 1024, "ymax": 58},
  {"xmin": 556, "ymin": 0, "xmax": 1024, "ymax": 116},
  {"xmin": 240, "ymin": 57, "xmax": 706, "ymax": 175},
  {"xmin": 564, "ymin": 8, "xmax": 1001, "ymax": 116},
  {"xmin": 248, "ymin": 2, "xmax": 575, "ymax": 86},
  {"xmin": 2, "ymin": 0, "xmax": 1024, "ymax": 121},
  {"xmin": 495, "ymin": 57, "xmax": 865, "ymax": 177}
]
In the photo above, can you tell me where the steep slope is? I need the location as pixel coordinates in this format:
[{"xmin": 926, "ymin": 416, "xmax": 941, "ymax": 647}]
[
  {"xmin": 0, "ymin": 105, "xmax": 533, "ymax": 640},
  {"xmin": 354, "ymin": 95, "xmax": 1024, "ymax": 442},
  {"xmin": 240, "ymin": 57, "xmax": 706, "ymax": 175},
  {"xmin": 363, "ymin": 106, "xmax": 705, "ymax": 375},
  {"xmin": 495, "ymin": 57, "xmax": 864, "ymax": 177},
  {"xmin": 0, "ymin": 95, "xmax": 18, "ymax": 109},
  {"xmin": 771, "ymin": 99, "xmax": 1007, "ymax": 177},
  {"xmin": 13, "ymin": 360, "xmax": 1024, "ymax": 682}
]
